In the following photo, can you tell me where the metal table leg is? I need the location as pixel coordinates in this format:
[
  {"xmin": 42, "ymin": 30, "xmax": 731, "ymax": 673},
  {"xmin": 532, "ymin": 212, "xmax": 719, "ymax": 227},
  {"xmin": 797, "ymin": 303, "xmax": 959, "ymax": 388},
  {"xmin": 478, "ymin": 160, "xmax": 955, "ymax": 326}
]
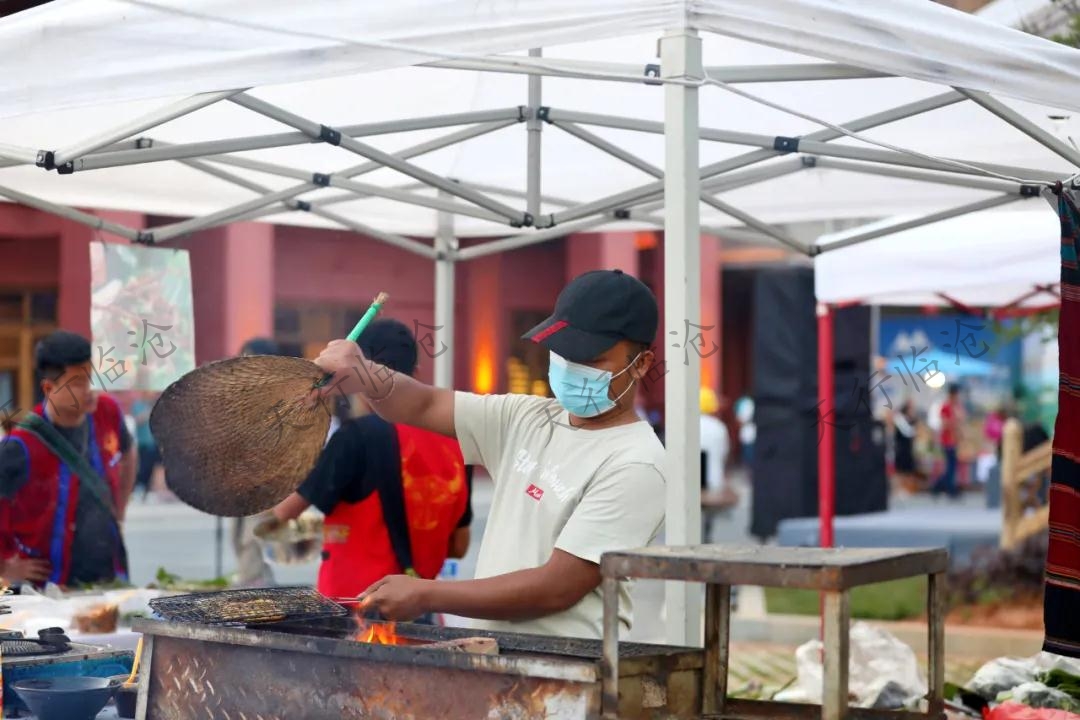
[
  {"xmin": 822, "ymin": 590, "xmax": 850, "ymax": 720},
  {"xmin": 602, "ymin": 575, "xmax": 620, "ymax": 719},
  {"xmin": 928, "ymin": 572, "xmax": 946, "ymax": 719},
  {"xmin": 703, "ymin": 584, "xmax": 731, "ymax": 716}
]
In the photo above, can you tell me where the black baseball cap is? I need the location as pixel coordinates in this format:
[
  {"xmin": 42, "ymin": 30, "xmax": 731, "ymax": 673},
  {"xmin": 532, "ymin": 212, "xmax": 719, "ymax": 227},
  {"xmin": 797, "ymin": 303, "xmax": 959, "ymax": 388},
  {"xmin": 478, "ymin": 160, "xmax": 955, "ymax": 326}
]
[{"xmin": 523, "ymin": 269, "xmax": 658, "ymax": 363}]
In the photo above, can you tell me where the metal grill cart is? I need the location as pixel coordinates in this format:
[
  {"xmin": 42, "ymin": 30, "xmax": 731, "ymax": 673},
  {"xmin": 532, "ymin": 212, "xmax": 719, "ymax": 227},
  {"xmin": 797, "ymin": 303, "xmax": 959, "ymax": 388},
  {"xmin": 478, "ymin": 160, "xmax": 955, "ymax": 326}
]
[{"xmin": 601, "ymin": 546, "xmax": 949, "ymax": 720}]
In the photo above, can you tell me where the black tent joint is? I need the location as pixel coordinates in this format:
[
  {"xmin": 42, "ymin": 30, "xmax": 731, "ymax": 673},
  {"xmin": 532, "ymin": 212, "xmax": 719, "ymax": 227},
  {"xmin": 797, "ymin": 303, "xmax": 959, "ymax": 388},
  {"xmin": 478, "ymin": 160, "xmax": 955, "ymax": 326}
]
[
  {"xmin": 318, "ymin": 125, "xmax": 342, "ymax": 146},
  {"xmin": 773, "ymin": 136, "xmax": 800, "ymax": 153}
]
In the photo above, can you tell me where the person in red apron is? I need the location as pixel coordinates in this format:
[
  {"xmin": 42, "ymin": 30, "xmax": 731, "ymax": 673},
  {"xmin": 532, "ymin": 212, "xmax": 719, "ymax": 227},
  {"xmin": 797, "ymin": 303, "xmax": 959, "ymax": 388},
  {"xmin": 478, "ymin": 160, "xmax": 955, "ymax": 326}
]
[
  {"xmin": 0, "ymin": 331, "xmax": 136, "ymax": 589},
  {"xmin": 272, "ymin": 319, "xmax": 471, "ymax": 617}
]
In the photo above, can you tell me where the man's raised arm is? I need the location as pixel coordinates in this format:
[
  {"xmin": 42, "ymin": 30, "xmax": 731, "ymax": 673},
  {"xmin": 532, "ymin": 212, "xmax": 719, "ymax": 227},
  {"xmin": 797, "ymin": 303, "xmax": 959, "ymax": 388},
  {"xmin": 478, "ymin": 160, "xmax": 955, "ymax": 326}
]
[{"xmin": 314, "ymin": 339, "xmax": 456, "ymax": 438}]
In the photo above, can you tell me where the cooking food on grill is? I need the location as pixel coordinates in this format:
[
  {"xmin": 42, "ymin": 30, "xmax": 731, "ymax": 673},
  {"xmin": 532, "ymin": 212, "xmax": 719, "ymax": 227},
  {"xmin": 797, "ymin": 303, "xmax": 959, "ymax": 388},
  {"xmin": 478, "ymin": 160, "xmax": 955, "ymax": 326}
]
[
  {"xmin": 222, "ymin": 597, "xmax": 286, "ymax": 622},
  {"xmin": 149, "ymin": 586, "xmax": 348, "ymax": 625}
]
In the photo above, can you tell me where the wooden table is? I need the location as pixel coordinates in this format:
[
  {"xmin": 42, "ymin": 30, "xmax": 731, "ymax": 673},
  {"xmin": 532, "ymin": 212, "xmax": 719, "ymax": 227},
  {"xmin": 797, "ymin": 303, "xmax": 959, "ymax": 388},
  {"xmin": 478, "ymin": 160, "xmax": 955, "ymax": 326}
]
[{"xmin": 599, "ymin": 545, "xmax": 949, "ymax": 720}]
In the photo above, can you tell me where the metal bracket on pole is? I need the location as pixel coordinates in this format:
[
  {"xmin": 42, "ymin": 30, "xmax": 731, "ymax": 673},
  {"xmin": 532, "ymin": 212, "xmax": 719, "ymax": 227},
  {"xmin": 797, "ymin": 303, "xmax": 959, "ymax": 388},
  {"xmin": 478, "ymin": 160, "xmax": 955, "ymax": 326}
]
[{"xmin": 773, "ymin": 136, "xmax": 801, "ymax": 153}]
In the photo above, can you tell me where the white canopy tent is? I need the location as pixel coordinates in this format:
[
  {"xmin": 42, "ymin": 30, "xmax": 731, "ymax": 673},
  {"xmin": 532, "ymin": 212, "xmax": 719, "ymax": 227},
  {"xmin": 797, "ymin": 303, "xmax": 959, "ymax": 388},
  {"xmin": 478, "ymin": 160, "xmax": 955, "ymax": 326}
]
[
  {"xmin": 815, "ymin": 209, "xmax": 1062, "ymax": 309},
  {"xmin": 1, "ymin": 1, "xmax": 1079, "ymax": 660}
]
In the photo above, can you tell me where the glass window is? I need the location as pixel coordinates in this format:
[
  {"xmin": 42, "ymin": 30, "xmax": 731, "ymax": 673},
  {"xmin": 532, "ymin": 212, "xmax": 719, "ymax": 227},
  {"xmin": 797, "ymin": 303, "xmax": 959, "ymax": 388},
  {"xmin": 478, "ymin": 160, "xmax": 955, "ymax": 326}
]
[
  {"xmin": 0, "ymin": 293, "xmax": 22, "ymax": 322},
  {"xmin": 274, "ymin": 306, "xmax": 301, "ymax": 335},
  {"xmin": 30, "ymin": 292, "xmax": 57, "ymax": 323}
]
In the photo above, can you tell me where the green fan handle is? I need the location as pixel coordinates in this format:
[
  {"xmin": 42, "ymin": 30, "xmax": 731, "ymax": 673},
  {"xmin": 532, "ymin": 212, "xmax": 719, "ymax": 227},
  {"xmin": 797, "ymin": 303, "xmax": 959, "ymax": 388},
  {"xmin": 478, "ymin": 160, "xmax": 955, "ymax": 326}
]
[
  {"xmin": 346, "ymin": 294, "xmax": 387, "ymax": 342},
  {"xmin": 315, "ymin": 292, "xmax": 387, "ymax": 389}
]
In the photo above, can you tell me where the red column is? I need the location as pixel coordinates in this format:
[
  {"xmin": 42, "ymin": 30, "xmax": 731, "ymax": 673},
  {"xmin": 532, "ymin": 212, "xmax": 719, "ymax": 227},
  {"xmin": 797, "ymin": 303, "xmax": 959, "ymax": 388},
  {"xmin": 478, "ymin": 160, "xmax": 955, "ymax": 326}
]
[
  {"xmin": 222, "ymin": 222, "xmax": 274, "ymax": 357},
  {"xmin": 565, "ymin": 231, "xmax": 640, "ymax": 279},
  {"xmin": 817, "ymin": 303, "xmax": 835, "ymax": 548}
]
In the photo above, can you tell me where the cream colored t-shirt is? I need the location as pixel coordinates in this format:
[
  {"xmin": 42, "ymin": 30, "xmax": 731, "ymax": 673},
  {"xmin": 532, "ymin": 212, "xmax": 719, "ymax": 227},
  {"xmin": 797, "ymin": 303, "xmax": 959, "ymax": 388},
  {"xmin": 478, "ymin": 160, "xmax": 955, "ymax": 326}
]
[{"xmin": 453, "ymin": 391, "xmax": 666, "ymax": 639}]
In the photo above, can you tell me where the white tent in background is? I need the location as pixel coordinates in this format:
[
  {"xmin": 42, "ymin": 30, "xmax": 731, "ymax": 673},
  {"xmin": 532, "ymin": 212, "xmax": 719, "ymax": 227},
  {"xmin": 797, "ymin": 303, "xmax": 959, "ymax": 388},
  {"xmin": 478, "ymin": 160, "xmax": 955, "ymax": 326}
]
[
  {"xmin": 1, "ymin": 1, "xmax": 1079, "ymax": 661},
  {"xmin": 814, "ymin": 209, "xmax": 1062, "ymax": 308}
]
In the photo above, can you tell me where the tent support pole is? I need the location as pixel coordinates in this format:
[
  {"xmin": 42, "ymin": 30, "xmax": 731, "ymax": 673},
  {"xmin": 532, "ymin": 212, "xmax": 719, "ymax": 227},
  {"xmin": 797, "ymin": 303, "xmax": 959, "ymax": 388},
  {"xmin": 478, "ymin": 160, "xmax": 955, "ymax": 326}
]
[
  {"xmin": 812, "ymin": 194, "xmax": 1026, "ymax": 254},
  {"xmin": 394, "ymin": 180, "xmax": 577, "ymax": 209},
  {"xmin": 794, "ymin": 139, "xmax": 1062, "ymax": 183},
  {"xmin": 70, "ymin": 108, "xmax": 523, "ymax": 172},
  {"xmin": 0, "ymin": 143, "xmax": 41, "ymax": 165},
  {"xmin": 549, "ymin": 91, "xmax": 971, "ymax": 226},
  {"xmin": 52, "ymin": 89, "xmax": 243, "ymax": 166},
  {"xmin": 547, "ymin": 91, "xmax": 962, "ymax": 145},
  {"xmin": 816, "ymin": 303, "xmax": 835, "ymax": 549},
  {"xmin": 661, "ymin": 28, "xmax": 703, "ymax": 648},
  {"xmin": 527, "ymin": 48, "xmax": 544, "ymax": 223},
  {"xmin": 0, "ymin": 184, "xmax": 140, "ymax": 241},
  {"xmin": 229, "ymin": 94, "xmax": 528, "ymax": 225},
  {"xmin": 810, "ymin": 157, "xmax": 1028, "ymax": 194},
  {"xmin": 434, "ymin": 195, "xmax": 456, "ymax": 388},
  {"xmin": 424, "ymin": 56, "xmax": 885, "ymax": 83},
  {"xmin": 144, "ymin": 120, "xmax": 515, "ymax": 241},
  {"xmin": 702, "ymin": 63, "xmax": 889, "ymax": 83},
  {"xmin": 957, "ymin": 88, "xmax": 1080, "ymax": 169},
  {"xmin": 179, "ymin": 157, "xmax": 438, "ymax": 258},
  {"xmin": 552, "ymin": 120, "xmax": 805, "ymax": 251},
  {"xmin": 455, "ymin": 216, "xmax": 610, "ymax": 260},
  {"xmin": 310, "ymin": 208, "xmax": 437, "ymax": 259},
  {"xmin": 151, "ymin": 186, "xmax": 320, "ymax": 242}
]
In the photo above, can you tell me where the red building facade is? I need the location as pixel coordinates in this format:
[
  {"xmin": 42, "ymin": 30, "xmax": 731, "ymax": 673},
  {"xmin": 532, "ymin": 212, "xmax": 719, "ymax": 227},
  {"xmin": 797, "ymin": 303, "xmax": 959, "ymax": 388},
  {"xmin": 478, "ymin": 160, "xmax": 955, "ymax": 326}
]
[{"xmin": 1, "ymin": 203, "xmax": 789, "ymax": 423}]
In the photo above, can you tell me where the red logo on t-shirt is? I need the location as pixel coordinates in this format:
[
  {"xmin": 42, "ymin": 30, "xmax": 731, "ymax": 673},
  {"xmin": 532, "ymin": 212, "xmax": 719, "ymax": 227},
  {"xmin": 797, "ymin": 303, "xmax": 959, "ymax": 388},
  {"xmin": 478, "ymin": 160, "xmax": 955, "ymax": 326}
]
[{"xmin": 525, "ymin": 484, "xmax": 544, "ymax": 501}]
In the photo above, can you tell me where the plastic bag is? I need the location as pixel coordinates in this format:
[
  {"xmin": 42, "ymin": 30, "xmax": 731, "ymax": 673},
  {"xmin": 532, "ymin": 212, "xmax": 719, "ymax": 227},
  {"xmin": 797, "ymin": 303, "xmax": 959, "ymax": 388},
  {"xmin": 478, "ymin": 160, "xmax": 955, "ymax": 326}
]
[
  {"xmin": 968, "ymin": 654, "xmax": 1080, "ymax": 702},
  {"xmin": 793, "ymin": 622, "xmax": 928, "ymax": 709},
  {"xmin": 971, "ymin": 658, "xmax": 1043, "ymax": 701}
]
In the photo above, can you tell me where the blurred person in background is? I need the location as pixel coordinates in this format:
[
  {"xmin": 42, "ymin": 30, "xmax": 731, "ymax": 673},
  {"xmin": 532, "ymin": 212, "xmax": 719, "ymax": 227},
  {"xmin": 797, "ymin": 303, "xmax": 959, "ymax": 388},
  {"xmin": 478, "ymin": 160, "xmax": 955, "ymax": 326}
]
[
  {"xmin": 931, "ymin": 384, "xmax": 965, "ymax": 499},
  {"xmin": 0, "ymin": 331, "xmax": 137, "ymax": 588},
  {"xmin": 130, "ymin": 390, "xmax": 160, "ymax": 501},
  {"xmin": 699, "ymin": 388, "xmax": 730, "ymax": 494},
  {"xmin": 892, "ymin": 398, "xmax": 919, "ymax": 494},
  {"xmin": 272, "ymin": 319, "xmax": 472, "ymax": 622},
  {"xmin": 734, "ymin": 395, "xmax": 756, "ymax": 468}
]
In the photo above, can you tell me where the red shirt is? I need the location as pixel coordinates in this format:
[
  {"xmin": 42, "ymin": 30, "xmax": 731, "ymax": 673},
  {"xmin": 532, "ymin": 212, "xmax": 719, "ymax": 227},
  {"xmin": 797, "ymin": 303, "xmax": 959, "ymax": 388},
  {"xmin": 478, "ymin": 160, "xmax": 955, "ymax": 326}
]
[
  {"xmin": 940, "ymin": 402, "xmax": 957, "ymax": 448},
  {"xmin": 298, "ymin": 416, "xmax": 470, "ymax": 600}
]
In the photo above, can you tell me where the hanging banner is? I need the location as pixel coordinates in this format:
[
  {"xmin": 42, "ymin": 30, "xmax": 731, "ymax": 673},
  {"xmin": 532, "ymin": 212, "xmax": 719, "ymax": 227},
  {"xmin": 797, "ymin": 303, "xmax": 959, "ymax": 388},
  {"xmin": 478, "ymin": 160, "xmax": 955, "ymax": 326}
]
[{"xmin": 90, "ymin": 242, "xmax": 195, "ymax": 391}]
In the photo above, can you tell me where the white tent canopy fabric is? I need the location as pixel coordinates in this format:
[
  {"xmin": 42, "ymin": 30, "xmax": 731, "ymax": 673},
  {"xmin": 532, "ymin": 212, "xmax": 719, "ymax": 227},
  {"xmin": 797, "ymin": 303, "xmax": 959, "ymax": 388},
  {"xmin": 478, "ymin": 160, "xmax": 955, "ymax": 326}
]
[
  {"xmin": 3, "ymin": 0, "xmax": 1080, "ymax": 118},
  {"xmin": 0, "ymin": 0, "xmax": 1076, "ymax": 239},
  {"xmin": 814, "ymin": 209, "xmax": 1062, "ymax": 307}
]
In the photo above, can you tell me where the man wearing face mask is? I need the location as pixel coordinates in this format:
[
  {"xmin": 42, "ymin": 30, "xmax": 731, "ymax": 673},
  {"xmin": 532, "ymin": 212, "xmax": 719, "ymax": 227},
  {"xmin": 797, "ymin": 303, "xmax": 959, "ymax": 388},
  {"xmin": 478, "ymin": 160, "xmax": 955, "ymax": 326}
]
[{"xmin": 313, "ymin": 269, "xmax": 665, "ymax": 639}]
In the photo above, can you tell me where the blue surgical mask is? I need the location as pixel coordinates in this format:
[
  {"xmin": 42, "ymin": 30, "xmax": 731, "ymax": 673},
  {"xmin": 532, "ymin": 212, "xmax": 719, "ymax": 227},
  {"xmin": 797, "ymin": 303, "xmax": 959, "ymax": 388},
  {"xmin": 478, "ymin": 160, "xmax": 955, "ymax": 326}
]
[{"xmin": 548, "ymin": 351, "xmax": 640, "ymax": 418}]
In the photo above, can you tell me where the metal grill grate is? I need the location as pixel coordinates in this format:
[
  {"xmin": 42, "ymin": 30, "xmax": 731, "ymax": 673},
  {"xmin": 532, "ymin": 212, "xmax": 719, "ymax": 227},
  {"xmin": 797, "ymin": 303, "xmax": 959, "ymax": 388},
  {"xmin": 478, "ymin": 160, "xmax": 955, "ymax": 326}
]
[
  {"xmin": 1, "ymin": 640, "xmax": 66, "ymax": 657},
  {"xmin": 150, "ymin": 587, "xmax": 348, "ymax": 626}
]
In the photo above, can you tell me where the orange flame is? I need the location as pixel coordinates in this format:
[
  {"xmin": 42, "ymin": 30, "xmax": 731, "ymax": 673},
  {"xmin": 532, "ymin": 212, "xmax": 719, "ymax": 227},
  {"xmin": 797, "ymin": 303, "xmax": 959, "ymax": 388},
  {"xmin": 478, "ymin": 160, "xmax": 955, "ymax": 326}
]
[{"xmin": 353, "ymin": 616, "xmax": 403, "ymax": 646}]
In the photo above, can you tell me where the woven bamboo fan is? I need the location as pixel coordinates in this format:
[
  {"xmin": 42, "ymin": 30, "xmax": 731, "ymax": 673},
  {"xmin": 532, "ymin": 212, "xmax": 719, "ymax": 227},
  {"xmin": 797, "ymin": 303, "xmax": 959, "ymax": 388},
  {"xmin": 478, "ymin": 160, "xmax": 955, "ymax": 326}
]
[{"xmin": 150, "ymin": 293, "xmax": 387, "ymax": 517}]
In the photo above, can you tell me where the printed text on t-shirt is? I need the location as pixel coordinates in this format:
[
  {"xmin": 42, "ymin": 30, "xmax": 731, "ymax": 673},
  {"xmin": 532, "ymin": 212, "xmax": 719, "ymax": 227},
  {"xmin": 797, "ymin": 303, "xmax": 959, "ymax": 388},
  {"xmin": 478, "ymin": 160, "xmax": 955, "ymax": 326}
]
[{"xmin": 513, "ymin": 449, "xmax": 574, "ymax": 502}]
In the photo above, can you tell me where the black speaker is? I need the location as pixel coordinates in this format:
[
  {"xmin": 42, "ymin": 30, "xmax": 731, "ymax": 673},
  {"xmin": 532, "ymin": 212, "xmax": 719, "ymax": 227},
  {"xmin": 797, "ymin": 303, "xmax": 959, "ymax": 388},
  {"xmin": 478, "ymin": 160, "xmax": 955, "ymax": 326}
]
[
  {"xmin": 749, "ymin": 267, "xmax": 886, "ymax": 540},
  {"xmin": 750, "ymin": 408, "xmax": 819, "ymax": 539},
  {"xmin": 752, "ymin": 267, "xmax": 817, "ymax": 407}
]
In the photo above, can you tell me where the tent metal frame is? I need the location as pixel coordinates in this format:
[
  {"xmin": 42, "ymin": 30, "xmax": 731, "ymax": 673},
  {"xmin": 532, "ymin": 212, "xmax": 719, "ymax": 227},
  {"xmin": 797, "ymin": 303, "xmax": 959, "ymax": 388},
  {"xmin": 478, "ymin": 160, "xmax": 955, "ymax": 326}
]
[{"xmin": 0, "ymin": 30, "xmax": 1076, "ymax": 648}]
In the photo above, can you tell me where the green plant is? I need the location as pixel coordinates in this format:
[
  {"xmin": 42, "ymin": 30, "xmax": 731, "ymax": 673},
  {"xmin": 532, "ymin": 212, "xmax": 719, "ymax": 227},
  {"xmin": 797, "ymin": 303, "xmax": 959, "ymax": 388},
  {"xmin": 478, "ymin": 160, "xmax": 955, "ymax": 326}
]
[
  {"xmin": 765, "ymin": 577, "xmax": 927, "ymax": 620},
  {"xmin": 1049, "ymin": 0, "xmax": 1080, "ymax": 47},
  {"xmin": 947, "ymin": 533, "xmax": 1048, "ymax": 607}
]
